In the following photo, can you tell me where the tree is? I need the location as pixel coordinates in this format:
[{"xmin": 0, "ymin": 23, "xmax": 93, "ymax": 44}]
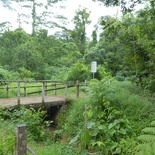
[
  {"xmin": 0, "ymin": 28, "xmax": 30, "ymax": 68},
  {"xmin": 71, "ymin": 7, "xmax": 91, "ymax": 56},
  {"xmin": 7, "ymin": 0, "xmax": 66, "ymax": 36},
  {"xmin": 92, "ymin": 0, "xmax": 143, "ymax": 12},
  {"xmin": 88, "ymin": 29, "xmax": 98, "ymax": 49}
]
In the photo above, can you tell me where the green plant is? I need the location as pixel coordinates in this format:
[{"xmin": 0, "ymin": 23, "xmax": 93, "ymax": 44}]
[
  {"xmin": 29, "ymin": 141, "xmax": 82, "ymax": 155},
  {"xmin": 86, "ymin": 102, "xmax": 135, "ymax": 154},
  {"xmin": 6, "ymin": 106, "xmax": 51, "ymax": 142},
  {"xmin": 67, "ymin": 62, "xmax": 89, "ymax": 81},
  {"xmin": 0, "ymin": 135, "xmax": 15, "ymax": 155},
  {"xmin": 0, "ymin": 119, "xmax": 16, "ymax": 155},
  {"xmin": 94, "ymin": 65, "xmax": 111, "ymax": 80},
  {"xmin": 58, "ymin": 98, "xmax": 86, "ymax": 137},
  {"xmin": 67, "ymin": 98, "xmax": 135, "ymax": 154},
  {"xmin": 88, "ymin": 79, "xmax": 155, "ymax": 132},
  {"xmin": 134, "ymin": 121, "xmax": 155, "ymax": 155},
  {"xmin": 18, "ymin": 67, "xmax": 34, "ymax": 80},
  {"xmin": 52, "ymin": 129, "xmax": 63, "ymax": 141},
  {"xmin": 22, "ymin": 107, "xmax": 51, "ymax": 141}
]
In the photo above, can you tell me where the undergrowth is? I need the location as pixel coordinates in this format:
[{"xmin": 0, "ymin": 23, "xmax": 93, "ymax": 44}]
[
  {"xmin": 58, "ymin": 78, "xmax": 155, "ymax": 154},
  {"xmin": 88, "ymin": 79, "xmax": 155, "ymax": 132},
  {"xmin": 1, "ymin": 78, "xmax": 155, "ymax": 154}
]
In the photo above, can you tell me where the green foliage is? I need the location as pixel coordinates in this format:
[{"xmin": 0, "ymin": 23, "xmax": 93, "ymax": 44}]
[
  {"xmin": 67, "ymin": 62, "xmax": 90, "ymax": 81},
  {"xmin": 88, "ymin": 79, "xmax": 155, "ymax": 131},
  {"xmin": 18, "ymin": 67, "xmax": 34, "ymax": 80},
  {"xmin": 0, "ymin": 106, "xmax": 51, "ymax": 142},
  {"xmin": 0, "ymin": 119, "xmax": 16, "ymax": 155},
  {"xmin": 52, "ymin": 129, "xmax": 63, "ymax": 141},
  {"xmin": 60, "ymin": 78, "xmax": 138, "ymax": 154},
  {"xmin": 45, "ymin": 65, "xmax": 68, "ymax": 80},
  {"xmin": 15, "ymin": 107, "xmax": 51, "ymax": 141},
  {"xmin": 84, "ymin": 101, "xmax": 135, "ymax": 154},
  {"xmin": 71, "ymin": 7, "xmax": 91, "ymax": 56},
  {"xmin": 134, "ymin": 121, "xmax": 155, "ymax": 155},
  {"xmin": 58, "ymin": 98, "xmax": 87, "ymax": 136},
  {"xmin": 0, "ymin": 66, "xmax": 20, "ymax": 80},
  {"xmin": 31, "ymin": 141, "xmax": 81, "ymax": 155},
  {"xmin": 0, "ymin": 134, "xmax": 15, "ymax": 155},
  {"xmin": 94, "ymin": 65, "xmax": 111, "ymax": 80},
  {"xmin": 93, "ymin": 0, "xmax": 141, "ymax": 13}
]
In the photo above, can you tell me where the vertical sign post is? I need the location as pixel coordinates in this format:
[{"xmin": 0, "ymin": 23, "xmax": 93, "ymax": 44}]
[{"xmin": 91, "ymin": 61, "xmax": 97, "ymax": 79}]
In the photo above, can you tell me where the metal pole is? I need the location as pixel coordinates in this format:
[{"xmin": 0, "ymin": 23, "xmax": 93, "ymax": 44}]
[{"xmin": 93, "ymin": 72, "xmax": 95, "ymax": 79}]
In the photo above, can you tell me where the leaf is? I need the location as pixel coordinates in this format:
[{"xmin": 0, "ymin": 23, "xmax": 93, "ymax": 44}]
[
  {"xmin": 96, "ymin": 141, "xmax": 104, "ymax": 147},
  {"xmin": 137, "ymin": 135, "xmax": 155, "ymax": 143},
  {"xmin": 118, "ymin": 128, "xmax": 127, "ymax": 135},
  {"xmin": 115, "ymin": 147, "xmax": 122, "ymax": 154},
  {"xmin": 87, "ymin": 122, "xmax": 95, "ymax": 129},
  {"xmin": 81, "ymin": 130, "xmax": 90, "ymax": 145},
  {"xmin": 69, "ymin": 133, "xmax": 80, "ymax": 145},
  {"xmin": 142, "ymin": 127, "xmax": 155, "ymax": 135},
  {"xmin": 108, "ymin": 120, "xmax": 119, "ymax": 130}
]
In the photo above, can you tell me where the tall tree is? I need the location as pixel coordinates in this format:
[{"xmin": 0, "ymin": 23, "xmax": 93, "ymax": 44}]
[
  {"xmin": 8, "ymin": 0, "xmax": 65, "ymax": 36},
  {"xmin": 71, "ymin": 7, "xmax": 91, "ymax": 56}
]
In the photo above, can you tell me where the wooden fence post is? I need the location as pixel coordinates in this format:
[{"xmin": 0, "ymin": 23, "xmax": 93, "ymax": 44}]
[
  {"xmin": 84, "ymin": 104, "xmax": 88, "ymax": 149},
  {"xmin": 42, "ymin": 81, "xmax": 45, "ymax": 104},
  {"xmin": 45, "ymin": 82, "xmax": 47, "ymax": 96},
  {"xmin": 6, "ymin": 81, "xmax": 9, "ymax": 98},
  {"xmin": 15, "ymin": 124, "xmax": 27, "ymax": 155},
  {"xmin": 24, "ymin": 81, "xmax": 26, "ymax": 97},
  {"xmin": 17, "ymin": 81, "xmax": 20, "ymax": 106},
  {"xmin": 76, "ymin": 80, "xmax": 79, "ymax": 98},
  {"xmin": 54, "ymin": 81, "xmax": 56, "ymax": 95},
  {"xmin": 65, "ymin": 83, "xmax": 68, "ymax": 99}
]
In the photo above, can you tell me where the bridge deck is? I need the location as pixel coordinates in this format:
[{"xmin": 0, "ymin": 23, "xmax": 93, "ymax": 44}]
[{"xmin": 0, "ymin": 95, "xmax": 66, "ymax": 108}]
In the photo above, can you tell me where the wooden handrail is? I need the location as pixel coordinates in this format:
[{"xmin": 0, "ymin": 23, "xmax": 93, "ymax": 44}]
[{"xmin": 0, "ymin": 80, "xmax": 88, "ymax": 106}]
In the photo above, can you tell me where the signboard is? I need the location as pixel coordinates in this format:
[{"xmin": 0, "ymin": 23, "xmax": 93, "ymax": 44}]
[{"xmin": 91, "ymin": 61, "xmax": 97, "ymax": 73}]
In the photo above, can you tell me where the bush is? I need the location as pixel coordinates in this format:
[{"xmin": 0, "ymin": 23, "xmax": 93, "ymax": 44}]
[
  {"xmin": 67, "ymin": 62, "xmax": 89, "ymax": 81},
  {"xmin": 0, "ymin": 106, "xmax": 51, "ymax": 142},
  {"xmin": 45, "ymin": 66, "xmax": 68, "ymax": 81},
  {"xmin": 0, "ymin": 66, "xmax": 20, "ymax": 80},
  {"xmin": 18, "ymin": 67, "xmax": 34, "ymax": 80}
]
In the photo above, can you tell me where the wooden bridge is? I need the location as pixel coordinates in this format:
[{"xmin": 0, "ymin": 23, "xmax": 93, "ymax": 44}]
[{"xmin": 0, "ymin": 80, "xmax": 87, "ymax": 109}]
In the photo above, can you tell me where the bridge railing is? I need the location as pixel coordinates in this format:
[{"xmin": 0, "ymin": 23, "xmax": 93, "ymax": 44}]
[{"xmin": 0, "ymin": 80, "xmax": 88, "ymax": 105}]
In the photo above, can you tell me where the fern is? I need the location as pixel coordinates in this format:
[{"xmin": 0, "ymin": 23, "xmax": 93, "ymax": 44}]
[
  {"xmin": 137, "ymin": 135, "xmax": 155, "ymax": 143},
  {"xmin": 142, "ymin": 127, "xmax": 155, "ymax": 135},
  {"xmin": 134, "ymin": 121, "xmax": 155, "ymax": 155}
]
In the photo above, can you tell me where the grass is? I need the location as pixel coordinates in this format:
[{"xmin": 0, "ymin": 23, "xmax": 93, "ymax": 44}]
[{"xmin": 27, "ymin": 141, "xmax": 81, "ymax": 155}]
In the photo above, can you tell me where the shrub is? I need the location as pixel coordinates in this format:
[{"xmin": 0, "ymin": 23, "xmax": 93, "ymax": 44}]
[
  {"xmin": 67, "ymin": 62, "xmax": 89, "ymax": 81},
  {"xmin": 18, "ymin": 67, "xmax": 34, "ymax": 80},
  {"xmin": 0, "ymin": 106, "xmax": 51, "ymax": 142}
]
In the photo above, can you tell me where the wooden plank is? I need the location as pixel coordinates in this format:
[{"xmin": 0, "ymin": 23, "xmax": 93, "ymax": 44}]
[
  {"xmin": 0, "ymin": 96, "xmax": 66, "ymax": 108},
  {"xmin": 27, "ymin": 85, "xmax": 75, "ymax": 95}
]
